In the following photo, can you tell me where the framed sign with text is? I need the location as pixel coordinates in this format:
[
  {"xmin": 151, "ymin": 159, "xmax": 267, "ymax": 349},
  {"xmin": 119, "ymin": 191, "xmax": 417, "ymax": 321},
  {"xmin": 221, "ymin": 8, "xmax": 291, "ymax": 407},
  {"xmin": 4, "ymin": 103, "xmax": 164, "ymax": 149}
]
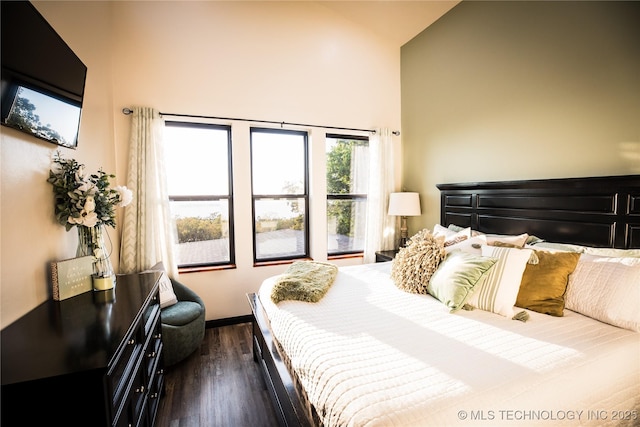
[{"xmin": 50, "ymin": 256, "xmax": 94, "ymax": 300}]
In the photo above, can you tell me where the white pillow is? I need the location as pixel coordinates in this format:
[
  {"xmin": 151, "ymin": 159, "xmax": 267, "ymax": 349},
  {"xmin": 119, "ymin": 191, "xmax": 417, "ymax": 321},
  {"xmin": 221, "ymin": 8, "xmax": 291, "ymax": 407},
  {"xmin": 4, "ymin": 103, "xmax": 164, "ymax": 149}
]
[
  {"xmin": 433, "ymin": 224, "xmax": 471, "ymax": 247},
  {"xmin": 470, "ymin": 230, "xmax": 529, "ymax": 248},
  {"xmin": 433, "ymin": 223, "xmax": 451, "ymax": 236},
  {"xmin": 445, "ymin": 235, "xmax": 487, "ymax": 255},
  {"xmin": 142, "ymin": 263, "xmax": 179, "ymax": 308},
  {"xmin": 526, "ymin": 241, "xmax": 586, "ymax": 253},
  {"xmin": 487, "ymin": 233, "xmax": 529, "ymax": 247},
  {"xmin": 467, "ymin": 245, "xmax": 532, "ymax": 318},
  {"xmin": 526, "ymin": 242, "xmax": 640, "ymax": 258},
  {"xmin": 158, "ymin": 272, "xmax": 178, "ymax": 308},
  {"xmin": 565, "ymin": 255, "xmax": 640, "ymax": 332},
  {"xmin": 582, "ymin": 247, "xmax": 640, "ymax": 258}
]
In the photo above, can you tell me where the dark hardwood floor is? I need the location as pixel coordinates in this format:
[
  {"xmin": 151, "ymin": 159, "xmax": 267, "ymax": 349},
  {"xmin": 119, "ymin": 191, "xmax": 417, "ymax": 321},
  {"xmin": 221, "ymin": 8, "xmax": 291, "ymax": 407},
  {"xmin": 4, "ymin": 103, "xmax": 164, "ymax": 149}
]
[{"xmin": 155, "ymin": 322, "xmax": 280, "ymax": 427}]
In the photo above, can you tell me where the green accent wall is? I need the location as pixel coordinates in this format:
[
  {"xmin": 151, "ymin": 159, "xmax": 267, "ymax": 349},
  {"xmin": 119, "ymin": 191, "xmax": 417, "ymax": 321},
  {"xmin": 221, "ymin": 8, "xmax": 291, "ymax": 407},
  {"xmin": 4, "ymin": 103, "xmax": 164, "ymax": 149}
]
[{"xmin": 401, "ymin": 1, "xmax": 640, "ymax": 232}]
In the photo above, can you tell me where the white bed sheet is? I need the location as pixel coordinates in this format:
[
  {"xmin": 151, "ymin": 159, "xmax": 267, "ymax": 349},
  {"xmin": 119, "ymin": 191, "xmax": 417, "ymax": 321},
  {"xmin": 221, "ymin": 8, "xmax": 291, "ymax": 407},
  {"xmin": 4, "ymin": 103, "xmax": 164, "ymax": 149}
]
[{"xmin": 258, "ymin": 262, "xmax": 640, "ymax": 427}]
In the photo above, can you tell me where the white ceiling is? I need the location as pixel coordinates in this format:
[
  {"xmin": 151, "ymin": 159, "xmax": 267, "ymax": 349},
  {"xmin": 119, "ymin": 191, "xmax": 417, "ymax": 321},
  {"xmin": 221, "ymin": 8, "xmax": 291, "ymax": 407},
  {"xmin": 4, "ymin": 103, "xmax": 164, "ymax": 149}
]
[{"xmin": 318, "ymin": 1, "xmax": 460, "ymax": 47}]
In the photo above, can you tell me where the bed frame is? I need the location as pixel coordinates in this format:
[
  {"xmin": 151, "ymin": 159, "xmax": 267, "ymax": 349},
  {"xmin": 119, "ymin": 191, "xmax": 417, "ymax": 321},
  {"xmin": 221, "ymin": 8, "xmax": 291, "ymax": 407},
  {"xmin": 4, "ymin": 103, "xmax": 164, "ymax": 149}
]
[{"xmin": 248, "ymin": 174, "xmax": 640, "ymax": 427}]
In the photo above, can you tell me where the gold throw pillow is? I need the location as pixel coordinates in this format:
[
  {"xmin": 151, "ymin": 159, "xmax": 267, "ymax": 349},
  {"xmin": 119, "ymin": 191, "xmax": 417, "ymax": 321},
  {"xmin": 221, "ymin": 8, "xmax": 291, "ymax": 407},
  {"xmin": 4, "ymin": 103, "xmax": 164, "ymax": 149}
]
[{"xmin": 515, "ymin": 251, "xmax": 581, "ymax": 316}]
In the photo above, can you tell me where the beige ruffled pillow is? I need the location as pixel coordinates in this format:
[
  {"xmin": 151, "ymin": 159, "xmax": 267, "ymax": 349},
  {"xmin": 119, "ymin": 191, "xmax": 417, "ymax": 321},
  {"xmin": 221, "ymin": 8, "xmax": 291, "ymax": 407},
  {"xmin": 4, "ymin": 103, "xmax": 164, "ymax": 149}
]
[{"xmin": 391, "ymin": 229, "xmax": 446, "ymax": 294}]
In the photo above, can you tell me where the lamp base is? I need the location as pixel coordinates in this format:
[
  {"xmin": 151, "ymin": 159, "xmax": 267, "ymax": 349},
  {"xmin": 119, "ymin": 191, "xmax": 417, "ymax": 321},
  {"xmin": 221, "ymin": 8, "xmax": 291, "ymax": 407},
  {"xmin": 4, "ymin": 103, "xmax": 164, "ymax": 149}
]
[{"xmin": 400, "ymin": 216, "xmax": 409, "ymax": 247}]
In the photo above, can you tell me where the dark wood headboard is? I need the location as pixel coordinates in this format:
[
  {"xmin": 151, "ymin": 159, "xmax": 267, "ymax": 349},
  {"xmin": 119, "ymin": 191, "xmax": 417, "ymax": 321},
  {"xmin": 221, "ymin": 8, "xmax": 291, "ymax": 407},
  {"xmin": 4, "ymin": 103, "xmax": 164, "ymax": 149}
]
[{"xmin": 437, "ymin": 175, "xmax": 640, "ymax": 249}]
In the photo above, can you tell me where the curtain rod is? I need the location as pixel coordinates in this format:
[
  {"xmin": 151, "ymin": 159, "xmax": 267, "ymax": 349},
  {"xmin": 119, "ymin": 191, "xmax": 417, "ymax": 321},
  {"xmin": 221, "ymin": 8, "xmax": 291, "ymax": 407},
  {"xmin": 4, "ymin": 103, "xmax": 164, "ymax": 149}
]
[{"xmin": 121, "ymin": 108, "xmax": 399, "ymax": 136}]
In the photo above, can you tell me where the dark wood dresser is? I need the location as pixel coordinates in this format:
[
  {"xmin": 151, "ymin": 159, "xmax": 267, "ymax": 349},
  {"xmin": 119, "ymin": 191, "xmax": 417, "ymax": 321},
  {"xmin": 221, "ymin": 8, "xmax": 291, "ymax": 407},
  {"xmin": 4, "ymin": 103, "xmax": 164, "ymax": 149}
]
[{"xmin": 1, "ymin": 272, "xmax": 164, "ymax": 427}]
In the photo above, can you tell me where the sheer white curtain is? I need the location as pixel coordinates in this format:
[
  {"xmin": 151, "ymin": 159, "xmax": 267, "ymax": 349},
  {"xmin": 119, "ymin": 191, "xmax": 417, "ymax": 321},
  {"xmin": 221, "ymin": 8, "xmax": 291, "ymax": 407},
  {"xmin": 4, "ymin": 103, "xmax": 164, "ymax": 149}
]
[
  {"xmin": 363, "ymin": 128, "xmax": 397, "ymax": 263},
  {"xmin": 120, "ymin": 107, "xmax": 178, "ymax": 278}
]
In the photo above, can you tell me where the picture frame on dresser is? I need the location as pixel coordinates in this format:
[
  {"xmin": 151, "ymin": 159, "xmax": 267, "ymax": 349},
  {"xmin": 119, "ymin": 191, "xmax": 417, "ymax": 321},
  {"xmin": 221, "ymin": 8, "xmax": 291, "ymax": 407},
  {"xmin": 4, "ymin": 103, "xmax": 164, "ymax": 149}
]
[{"xmin": 49, "ymin": 255, "xmax": 94, "ymax": 300}]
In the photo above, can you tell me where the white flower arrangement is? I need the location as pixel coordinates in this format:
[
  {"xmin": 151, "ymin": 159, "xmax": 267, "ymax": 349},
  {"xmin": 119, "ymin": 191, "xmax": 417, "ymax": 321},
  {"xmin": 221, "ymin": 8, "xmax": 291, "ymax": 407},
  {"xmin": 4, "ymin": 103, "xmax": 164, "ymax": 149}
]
[{"xmin": 48, "ymin": 151, "xmax": 132, "ymax": 231}]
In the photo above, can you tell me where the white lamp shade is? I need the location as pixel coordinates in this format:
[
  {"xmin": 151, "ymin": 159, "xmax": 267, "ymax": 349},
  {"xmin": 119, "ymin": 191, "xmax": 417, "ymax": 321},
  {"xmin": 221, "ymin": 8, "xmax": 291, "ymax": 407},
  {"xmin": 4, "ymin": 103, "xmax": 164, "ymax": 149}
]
[{"xmin": 388, "ymin": 192, "xmax": 421, "ymax": 216}]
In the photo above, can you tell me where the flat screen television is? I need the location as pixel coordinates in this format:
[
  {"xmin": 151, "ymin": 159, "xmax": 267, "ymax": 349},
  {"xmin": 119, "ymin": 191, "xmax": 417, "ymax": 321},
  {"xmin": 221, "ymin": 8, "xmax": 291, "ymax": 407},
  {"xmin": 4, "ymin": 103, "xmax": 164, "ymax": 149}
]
[{"xmin": 1, "ymin": 1, "xmax": 87, "ymax": 149}]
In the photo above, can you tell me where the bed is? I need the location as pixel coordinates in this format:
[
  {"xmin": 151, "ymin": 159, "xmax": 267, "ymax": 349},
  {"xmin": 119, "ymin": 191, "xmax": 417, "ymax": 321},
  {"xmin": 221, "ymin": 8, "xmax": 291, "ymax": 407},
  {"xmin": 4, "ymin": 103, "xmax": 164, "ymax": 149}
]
[{"xmin": 247, "ymin": 175, "xmax": 640, "ymax": 427}]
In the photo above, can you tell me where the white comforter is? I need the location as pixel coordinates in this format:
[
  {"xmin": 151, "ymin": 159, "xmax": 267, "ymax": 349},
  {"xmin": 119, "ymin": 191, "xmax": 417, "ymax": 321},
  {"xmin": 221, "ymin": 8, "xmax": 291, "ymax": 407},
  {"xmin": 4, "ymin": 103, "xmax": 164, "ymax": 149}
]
[{"xmin": 258, "ymin": 262, "xmax": 640, "ymax": 427}]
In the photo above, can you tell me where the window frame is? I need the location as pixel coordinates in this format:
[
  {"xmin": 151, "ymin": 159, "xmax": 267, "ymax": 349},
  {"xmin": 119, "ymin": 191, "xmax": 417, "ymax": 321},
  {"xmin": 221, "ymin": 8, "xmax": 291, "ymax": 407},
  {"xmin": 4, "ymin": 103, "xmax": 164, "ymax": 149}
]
[
  {"xmin": 250, "ymin": 127, "xmax": 310, "ymax": 264},
  {"xmin": 164, "ymin": 121, "xmax": 235, "ymax": 269},
  {"xmin": 326, "ymin": 133, "xmax": 369, "ymax": 257}
]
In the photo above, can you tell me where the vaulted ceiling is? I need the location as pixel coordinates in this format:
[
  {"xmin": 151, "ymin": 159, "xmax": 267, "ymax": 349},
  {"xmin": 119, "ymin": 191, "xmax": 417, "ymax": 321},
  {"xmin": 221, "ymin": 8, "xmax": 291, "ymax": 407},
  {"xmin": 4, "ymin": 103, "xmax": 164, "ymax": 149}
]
[{"xmin": 318, "ymin": 1, "xmax": 460, "ymax": 47}]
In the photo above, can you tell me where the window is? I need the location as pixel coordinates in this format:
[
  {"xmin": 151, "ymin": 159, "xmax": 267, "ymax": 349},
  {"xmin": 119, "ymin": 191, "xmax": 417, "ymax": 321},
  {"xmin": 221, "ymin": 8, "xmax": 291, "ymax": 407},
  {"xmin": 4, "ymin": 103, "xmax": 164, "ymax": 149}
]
[
  {"xmin": 326, "ymin": 134, "xmax": 369, "ymax": 256},
  {"xmin": 251, "ymin": 128, "xmax": 309, "ymax": 263},
  {"xmin": 164, "ymin": 122, "xmax": 234, "ymax": 268}
]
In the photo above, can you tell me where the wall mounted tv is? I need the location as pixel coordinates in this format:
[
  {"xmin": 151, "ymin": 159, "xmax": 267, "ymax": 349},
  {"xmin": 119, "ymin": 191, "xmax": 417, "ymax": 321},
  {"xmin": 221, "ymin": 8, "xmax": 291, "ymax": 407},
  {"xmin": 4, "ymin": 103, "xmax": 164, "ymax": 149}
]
[{"xmin": 1, "ymin": 1, "xmax": 87, "ymax": 149}]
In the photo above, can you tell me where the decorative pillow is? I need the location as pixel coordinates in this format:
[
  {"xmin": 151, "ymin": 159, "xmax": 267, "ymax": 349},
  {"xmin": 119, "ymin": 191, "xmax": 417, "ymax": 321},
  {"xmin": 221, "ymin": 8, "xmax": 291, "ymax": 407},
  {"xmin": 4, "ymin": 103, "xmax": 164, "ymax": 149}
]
[
  {"xmin": 445, "ymin": 235, "xmax": 487, "ymax": 255},
  {"xmin": 467, "ymin": 245, "xmax": 533, "ymax": 317},
  {"xmin": 565, "ymin": 255, "xmax": 640, "ymax": 332},
  {"xmin": 142, "ymin": 262, "xmax": 178, "ymax": 308},
  {"xmin": 427, "ymin": 251, "xmax": 497, "ymax": 312},
  {"xmin": 486, "ymin": 233, "xmax": 529, "ymax": 248},
  {"xmin": 391, "ymin": 229, "xmax": 446, "ymax": 295},
  {"xmin": 470, "ymin": 230, "xmax": 529, "ymax": 248},
  {"xmin": 515, "ymin": 251, "xmax": 581, "ymax": 316},
  {"xmin": 433, "ymin": 224, "xmax": 471, "ymax": 247},
  {"xmin": 158, "ymin": 272, "xmax": 179, "ymax": 308}
]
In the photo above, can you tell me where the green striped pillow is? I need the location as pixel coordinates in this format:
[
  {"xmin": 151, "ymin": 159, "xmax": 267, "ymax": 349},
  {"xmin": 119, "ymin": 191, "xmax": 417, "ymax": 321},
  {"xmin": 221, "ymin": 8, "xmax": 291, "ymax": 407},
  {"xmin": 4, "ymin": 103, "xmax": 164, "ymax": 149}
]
[
  {"xmin": 427, "ymin": 251, "xmax": 498, "ymax": 312},
  {"xmin": 467, "ymin": 246, "xmax": 533, "ymax": 318}
]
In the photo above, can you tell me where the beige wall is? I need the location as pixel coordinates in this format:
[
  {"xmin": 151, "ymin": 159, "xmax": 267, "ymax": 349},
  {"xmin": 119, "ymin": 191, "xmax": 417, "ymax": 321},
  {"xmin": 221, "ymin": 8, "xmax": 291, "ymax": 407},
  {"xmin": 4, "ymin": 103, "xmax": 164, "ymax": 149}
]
[
  {"xmin": 1, "ymin": 1, "xmax": 116, "ymax": 328},
  {"xmin": 401, "ymin": 1, "xmax": 640, "ymax": 233},
  {"xmin": 1, "ymin": 1, "xmax": 401, "ymax": 327}
]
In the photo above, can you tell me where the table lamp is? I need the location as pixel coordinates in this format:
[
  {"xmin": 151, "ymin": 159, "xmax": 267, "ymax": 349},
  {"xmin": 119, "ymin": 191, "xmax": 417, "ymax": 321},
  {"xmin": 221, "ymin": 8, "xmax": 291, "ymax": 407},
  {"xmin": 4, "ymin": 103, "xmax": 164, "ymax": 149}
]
[{"xmin": 388, "ymin": 192, "xmax": 421, "ymax": 247}]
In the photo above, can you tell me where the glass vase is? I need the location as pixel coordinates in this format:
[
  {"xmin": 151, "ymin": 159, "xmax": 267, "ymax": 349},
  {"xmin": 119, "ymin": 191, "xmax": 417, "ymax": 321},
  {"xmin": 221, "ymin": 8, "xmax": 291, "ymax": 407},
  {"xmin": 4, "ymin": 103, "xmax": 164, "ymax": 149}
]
[{"xmin": 76, "ymin": 225, "xmax": 115, "ymax": 290}]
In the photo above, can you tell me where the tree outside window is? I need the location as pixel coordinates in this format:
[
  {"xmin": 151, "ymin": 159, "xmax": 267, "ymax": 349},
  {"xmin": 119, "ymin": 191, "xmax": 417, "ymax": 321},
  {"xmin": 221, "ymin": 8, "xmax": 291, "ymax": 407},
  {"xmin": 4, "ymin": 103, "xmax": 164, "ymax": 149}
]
[{"xmin": 326, "ymin": 135, "xmax": 369, "ymax": 255}]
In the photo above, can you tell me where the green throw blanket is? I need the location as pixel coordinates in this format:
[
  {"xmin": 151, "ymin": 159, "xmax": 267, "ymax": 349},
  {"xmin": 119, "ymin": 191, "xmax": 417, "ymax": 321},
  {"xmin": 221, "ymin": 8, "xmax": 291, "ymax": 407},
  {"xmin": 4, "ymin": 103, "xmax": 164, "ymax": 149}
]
[{"xmin": 271, "ymin": 261, "xmax": 338, "ymax": 304}]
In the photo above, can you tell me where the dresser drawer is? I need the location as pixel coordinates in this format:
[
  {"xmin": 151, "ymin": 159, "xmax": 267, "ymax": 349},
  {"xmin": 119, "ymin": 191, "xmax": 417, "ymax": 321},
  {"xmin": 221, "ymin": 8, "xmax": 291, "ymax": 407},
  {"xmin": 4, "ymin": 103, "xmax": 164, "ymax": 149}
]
[
  {"xmin": 113, "ymin": 362, "xmax": 147, "ymax": 427},
  {"xmin": 146, "ymin": 358, "xmax": 165, "ymax": 427},
  {"xmin": 109, "ymin": 321, "xmax": 145, "ymax": 421},
  {"xmin": 143, "ymin": 293, "xmax": 160, "ymax": 336},
  {"xmin": 131, "ymin": 367, "xmax": 149, "ymax": 427}
]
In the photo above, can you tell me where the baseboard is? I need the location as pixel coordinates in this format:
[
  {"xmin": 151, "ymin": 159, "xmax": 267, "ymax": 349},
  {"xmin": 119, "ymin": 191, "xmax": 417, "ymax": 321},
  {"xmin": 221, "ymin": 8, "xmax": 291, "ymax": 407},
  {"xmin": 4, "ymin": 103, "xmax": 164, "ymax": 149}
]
[{"xmin": 205, "ymin": 315, "xmax": 253, "ymax": 329}]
